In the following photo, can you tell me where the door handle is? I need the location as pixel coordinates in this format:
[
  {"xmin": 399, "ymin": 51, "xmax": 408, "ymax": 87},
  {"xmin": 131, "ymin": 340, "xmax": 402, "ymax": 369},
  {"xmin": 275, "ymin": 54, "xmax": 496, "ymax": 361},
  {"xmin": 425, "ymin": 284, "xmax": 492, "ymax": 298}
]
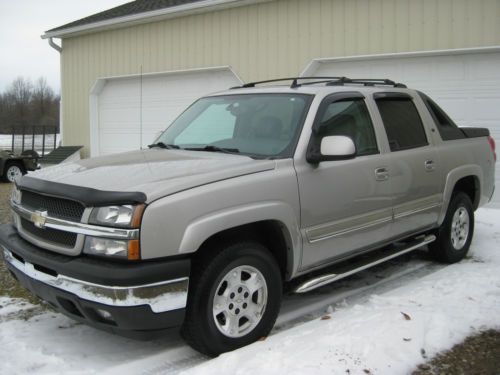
[
  {"xmin": 375, "ymin": 167, "xmax": 389, "ymax": 181},
  {"xmin": 425, "ymin": 160, "xmax": 435, "ymax": 172}
]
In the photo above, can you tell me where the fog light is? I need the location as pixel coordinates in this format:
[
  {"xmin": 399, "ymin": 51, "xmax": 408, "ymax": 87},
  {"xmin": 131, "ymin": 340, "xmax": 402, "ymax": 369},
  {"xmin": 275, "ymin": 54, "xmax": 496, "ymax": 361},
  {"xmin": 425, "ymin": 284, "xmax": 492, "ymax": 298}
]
[{"xmin": 95, "ymin": 309, "xmax": 115, "ymax": 323}]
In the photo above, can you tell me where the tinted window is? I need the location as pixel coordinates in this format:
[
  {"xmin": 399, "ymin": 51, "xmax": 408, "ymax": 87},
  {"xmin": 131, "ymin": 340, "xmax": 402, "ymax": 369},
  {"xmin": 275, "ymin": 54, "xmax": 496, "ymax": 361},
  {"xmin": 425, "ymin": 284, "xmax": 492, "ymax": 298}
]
[
  {"xmin": 418, "ymin": 92, "xmax": 465, "ymax": 141},
  {"xmin": 376, "ymin": 99, "xmax": 428, "ymax": 151},
  {"xmin": 317, "ymin": 99, "xmax": 378, "ymax": 156}
]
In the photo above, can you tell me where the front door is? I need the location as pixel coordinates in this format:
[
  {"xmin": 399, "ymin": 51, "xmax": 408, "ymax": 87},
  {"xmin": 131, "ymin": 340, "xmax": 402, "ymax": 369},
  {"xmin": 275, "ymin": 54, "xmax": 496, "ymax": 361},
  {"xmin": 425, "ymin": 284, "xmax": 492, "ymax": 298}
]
[{"xmin": 295, "ymin": 93, "xmax": 393, "ymax": 271}]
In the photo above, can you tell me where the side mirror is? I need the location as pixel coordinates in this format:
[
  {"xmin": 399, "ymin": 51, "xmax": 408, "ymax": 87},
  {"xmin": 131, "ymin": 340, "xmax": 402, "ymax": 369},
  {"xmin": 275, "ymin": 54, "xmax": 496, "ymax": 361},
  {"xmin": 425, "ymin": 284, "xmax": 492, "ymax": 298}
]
[{"xmin": 306, "ymin": 135, "xmax": 356, "ymax": 164}]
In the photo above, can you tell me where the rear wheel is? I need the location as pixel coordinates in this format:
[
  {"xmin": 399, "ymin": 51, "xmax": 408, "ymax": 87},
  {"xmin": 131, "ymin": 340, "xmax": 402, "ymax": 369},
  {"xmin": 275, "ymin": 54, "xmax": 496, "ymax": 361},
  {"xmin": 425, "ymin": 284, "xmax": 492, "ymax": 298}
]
[
  {"xmin": 429, "ymin": 192, "xmax": 474, "ymax": 263},
  {"xmin": 181, "ymin": 241, "xmax": 282, "ymax": 356},
  {"xmin": 2, "ymin": 162, "xmax": 25, "ymax": 183}
]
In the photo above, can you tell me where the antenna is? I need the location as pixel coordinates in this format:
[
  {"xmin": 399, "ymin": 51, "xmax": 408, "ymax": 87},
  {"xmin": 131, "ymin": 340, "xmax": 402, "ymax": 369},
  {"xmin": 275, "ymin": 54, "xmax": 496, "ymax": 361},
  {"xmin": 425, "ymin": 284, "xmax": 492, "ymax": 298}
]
[{"xmin": 139, "ymin": 65, "xmax": 143, "ymax": 150}]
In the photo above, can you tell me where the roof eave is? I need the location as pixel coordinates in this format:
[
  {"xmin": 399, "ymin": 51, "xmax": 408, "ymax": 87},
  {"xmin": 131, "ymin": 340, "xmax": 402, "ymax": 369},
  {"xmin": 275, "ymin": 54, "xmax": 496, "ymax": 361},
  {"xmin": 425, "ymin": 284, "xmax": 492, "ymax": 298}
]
[{"xmin": 42, "ymin": 0, "xmax": 272, "ymax": 39}]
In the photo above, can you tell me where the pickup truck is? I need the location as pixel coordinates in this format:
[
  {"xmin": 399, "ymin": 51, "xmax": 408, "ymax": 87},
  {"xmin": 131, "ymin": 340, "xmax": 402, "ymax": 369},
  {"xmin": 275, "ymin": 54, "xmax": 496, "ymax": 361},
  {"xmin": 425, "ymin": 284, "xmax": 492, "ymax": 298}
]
[{"xmin": 1, "ymin": 77, "xmax": 496, "ymax": 356}]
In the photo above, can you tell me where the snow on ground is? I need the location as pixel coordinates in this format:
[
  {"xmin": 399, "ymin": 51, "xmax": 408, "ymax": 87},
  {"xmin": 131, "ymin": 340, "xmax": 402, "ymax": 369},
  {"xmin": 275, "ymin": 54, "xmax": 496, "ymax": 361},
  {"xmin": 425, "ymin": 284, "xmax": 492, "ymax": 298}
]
[{"xmin": 1, "ymin": 208, "xmax": 500, "ymax": 375}]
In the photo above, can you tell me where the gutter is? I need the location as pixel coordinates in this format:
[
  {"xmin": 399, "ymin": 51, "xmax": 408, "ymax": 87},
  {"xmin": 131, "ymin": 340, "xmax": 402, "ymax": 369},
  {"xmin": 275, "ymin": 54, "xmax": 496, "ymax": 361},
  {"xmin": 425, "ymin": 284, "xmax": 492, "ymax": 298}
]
[{"xmin": 41, "ymin": 0, "xmax": 272, "ymax": 40}]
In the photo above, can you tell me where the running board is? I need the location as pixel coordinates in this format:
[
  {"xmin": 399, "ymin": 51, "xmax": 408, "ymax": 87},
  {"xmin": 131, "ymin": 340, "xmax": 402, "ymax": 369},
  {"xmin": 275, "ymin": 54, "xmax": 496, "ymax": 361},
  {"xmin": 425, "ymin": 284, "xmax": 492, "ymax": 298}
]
[{"xmin": 294, "ymin": 234, "xmax": 436, "ymax": 294}]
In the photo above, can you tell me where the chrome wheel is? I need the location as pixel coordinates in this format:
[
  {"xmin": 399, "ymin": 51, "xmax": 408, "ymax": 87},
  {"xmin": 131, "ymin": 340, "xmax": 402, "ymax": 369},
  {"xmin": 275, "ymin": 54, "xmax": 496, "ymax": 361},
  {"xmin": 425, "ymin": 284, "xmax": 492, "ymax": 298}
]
[
  {"xmin": 451, "ymin": 206, "xmax": 469, "ymax": 250},
  {"xmin": 212, "ymin": 265, "xmax": 268, "ymax": 338},
  {"xmin": 6, "ymin": 165, "xmax": 23, "ymax": 183}
]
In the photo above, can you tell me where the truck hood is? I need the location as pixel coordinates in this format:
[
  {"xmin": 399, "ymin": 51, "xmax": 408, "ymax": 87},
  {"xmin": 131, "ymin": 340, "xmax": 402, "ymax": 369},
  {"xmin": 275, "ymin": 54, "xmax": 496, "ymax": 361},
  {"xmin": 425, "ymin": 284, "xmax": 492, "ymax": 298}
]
[{"xmin": 28, "ymin": 149, "xmax": 276, "ymax": 202}]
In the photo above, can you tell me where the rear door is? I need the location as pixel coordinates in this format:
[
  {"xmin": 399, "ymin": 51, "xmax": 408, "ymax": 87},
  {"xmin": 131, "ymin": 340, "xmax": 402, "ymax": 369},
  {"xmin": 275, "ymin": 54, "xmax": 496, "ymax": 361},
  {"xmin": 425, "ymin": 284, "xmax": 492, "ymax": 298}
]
[{"xmin": 371, "ymin": 92, "xmax": 442, "ymax": 238}]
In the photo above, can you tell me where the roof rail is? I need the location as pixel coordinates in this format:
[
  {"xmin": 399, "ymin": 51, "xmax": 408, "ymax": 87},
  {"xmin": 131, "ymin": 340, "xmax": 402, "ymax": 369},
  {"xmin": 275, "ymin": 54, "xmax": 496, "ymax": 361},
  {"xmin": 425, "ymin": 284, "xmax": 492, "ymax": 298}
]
[
  {"xmin": 326, "ymin": 77, "xmax": 407, "ymax": 88},
  {"xmin": 231, "ymin": 77, "xmax": 345, "ymax": 89},
  {"xmin": 231, "ymin": 76, "xmax": 407, "ymax": 89}
]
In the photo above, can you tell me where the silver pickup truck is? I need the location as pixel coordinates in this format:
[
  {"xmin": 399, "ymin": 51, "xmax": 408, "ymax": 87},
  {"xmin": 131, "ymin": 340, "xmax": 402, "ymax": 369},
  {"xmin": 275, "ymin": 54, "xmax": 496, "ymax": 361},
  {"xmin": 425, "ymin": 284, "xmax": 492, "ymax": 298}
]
[{"xmin": 1, "ymin": 77, "xmax": 496, "ymax": 356}]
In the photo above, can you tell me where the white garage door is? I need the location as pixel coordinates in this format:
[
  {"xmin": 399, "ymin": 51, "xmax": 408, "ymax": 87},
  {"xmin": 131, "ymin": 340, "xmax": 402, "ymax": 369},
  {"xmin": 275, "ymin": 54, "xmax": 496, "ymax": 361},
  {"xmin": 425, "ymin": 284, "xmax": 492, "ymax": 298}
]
[
  {"xmin": 305, "ymin": 50, "xmax": 500, "ymax": 205},
  {"xmin": 95, "ymin": 68, "xmax": 242, "ymax": 156}
]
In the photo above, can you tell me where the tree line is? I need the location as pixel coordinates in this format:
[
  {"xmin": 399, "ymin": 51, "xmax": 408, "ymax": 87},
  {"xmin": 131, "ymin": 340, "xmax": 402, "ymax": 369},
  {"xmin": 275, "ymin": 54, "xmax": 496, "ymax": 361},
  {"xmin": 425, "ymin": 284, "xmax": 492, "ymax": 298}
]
[{"xmin": 0, "ymin": 77, "xmax": 60, "ymax": 134}]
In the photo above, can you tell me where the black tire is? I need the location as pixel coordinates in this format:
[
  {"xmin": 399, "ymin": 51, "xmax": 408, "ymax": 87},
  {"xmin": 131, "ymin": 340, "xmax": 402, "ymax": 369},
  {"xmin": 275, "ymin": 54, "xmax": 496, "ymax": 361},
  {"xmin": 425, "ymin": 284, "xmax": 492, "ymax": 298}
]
[
  {"xmin": 429, "ymin": 192, "xmax": 474, "ymax": 263},
  {"xmin": 2, "ymin": 162, "xmax": 26, "ymax": 183},
  {"xmin": 181, "ymin": 241, "xmax": 282, "ymax": 356}
]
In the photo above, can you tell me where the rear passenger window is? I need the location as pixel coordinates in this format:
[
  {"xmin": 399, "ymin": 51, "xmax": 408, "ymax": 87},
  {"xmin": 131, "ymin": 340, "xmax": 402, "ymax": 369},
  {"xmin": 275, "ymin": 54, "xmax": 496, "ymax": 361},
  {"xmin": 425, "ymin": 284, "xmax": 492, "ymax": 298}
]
[
  {"xmin": 376, "ymin": 99, "xmax": 428, "ymax": 151},
  {"xmin": 418, "ymin": 93, "xmax": 465, "ymax": 141},
  {"xmin": 318, "ymin": 100, "xmax": 378, "ymax": 156}
]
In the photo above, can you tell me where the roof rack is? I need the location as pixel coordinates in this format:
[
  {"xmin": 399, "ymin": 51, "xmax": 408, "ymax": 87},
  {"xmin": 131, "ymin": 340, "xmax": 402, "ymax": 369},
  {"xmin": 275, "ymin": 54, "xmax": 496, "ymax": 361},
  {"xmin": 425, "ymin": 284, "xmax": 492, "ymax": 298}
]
[
  {"xmin": 232, "ymin": 77, "xmax": 345, "ymax": 89},
  {"xmin": 326, "ymin": 77, "xmax": 407, "ymax": 88},
  {"xmin": 230, "ymin": 76, "xmax": 407, "ymax": 89}
]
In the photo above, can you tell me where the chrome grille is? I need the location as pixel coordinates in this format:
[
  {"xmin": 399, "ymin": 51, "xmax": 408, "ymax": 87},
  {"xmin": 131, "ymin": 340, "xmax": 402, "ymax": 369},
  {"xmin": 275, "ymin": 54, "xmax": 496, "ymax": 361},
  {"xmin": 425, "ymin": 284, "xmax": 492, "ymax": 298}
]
[
  {"xmin": 20, "ymin": 218, "xmax": 78, "ymax": 248},
  {"xmin": 21, "ymin": 191, "xmax": 85, "ymax": 222}
]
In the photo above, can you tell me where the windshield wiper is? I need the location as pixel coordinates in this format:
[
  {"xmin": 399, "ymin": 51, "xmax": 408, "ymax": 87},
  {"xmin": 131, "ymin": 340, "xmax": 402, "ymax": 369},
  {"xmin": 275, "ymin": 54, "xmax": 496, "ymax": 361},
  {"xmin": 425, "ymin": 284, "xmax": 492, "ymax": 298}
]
[
  {"xmin": 148, "ymin": 142, "xmax": 180, "ymax": 149},
  {"xmin": 185, "ymin": 145, "xmax": 240, "ymax": 154}
]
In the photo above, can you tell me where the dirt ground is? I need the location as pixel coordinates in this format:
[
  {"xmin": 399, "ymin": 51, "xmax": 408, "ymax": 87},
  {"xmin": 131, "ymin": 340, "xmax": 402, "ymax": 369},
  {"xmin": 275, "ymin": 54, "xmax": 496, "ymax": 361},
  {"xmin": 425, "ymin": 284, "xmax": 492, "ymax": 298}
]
[
  {"xmin": 413, "ymin": 330, "xmax": 500, "ymax": 375},
  {"xmin": 0, "ymin": 181, "xmax": 499, "ymax": 373},
  {"xmin": 0, "ymin": 183, "xmax": 40, "ymax": 304}
]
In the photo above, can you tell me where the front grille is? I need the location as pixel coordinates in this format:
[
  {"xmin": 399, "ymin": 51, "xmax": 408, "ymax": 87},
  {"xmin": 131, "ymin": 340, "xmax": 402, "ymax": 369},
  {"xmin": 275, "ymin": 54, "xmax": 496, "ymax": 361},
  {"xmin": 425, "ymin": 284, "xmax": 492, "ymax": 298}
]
[
  {"xmin": 21, "ymin": 218, "xmax": 78, "ymax": 248},
  {"xmin": 21, "ymin": 191, "xmax": 85, "ymax": 222}
]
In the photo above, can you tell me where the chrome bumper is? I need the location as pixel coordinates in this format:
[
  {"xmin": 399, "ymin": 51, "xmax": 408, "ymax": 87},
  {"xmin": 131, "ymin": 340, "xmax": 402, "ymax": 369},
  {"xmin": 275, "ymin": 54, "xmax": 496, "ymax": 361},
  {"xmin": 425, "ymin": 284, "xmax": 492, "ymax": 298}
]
[{"xmin": 3, "ymin": 246, "xmax": 188, "ymax": 313}]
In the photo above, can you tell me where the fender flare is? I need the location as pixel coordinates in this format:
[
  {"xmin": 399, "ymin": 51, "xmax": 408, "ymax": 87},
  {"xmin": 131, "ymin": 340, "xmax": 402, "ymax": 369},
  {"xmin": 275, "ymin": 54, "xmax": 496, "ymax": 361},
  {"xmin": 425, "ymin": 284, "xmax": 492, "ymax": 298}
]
[
  {"xmin": 438, "ymin": 164, "xmax": 482, "ymax": 225},
  {"xmin": 178, "ymin": 201, "xmax": 302, "ymax": 278}
]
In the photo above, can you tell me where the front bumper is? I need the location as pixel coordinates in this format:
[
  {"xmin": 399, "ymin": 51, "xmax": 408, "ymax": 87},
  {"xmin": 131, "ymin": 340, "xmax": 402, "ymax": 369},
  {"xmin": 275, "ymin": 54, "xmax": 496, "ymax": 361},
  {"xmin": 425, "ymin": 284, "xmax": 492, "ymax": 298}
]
[{"xmin": 0, "ymin": 224, "xmax": 190, "ymax": 338}]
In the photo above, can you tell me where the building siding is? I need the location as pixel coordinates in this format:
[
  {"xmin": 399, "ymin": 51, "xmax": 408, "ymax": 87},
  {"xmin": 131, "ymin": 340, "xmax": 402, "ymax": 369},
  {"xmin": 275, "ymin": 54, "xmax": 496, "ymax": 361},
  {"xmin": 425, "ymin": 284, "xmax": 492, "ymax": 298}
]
[{"xmin": 60, "ymin": 0, "xmax": 500, "ymax": 155}]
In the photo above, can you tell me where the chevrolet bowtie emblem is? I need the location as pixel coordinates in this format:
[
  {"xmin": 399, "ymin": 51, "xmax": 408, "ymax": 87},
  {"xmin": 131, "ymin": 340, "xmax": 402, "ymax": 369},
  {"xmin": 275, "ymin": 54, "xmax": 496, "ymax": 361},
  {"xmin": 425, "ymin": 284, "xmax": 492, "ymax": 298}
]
[{"xmin": 31, "ymin": 210, "xmax": 48, "ymax": 229}]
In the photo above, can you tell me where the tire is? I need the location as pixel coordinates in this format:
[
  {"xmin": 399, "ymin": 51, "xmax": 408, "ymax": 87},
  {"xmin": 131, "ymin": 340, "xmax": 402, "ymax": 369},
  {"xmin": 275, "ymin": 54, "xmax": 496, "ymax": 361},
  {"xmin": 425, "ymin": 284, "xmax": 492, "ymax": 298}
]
[
  {"xmin": 181, "ymin": 241, "xmax": 282, "ymax": 356},
  {"xmin": 429, "ymin": 192, "xmax": 474, "ymax": 263},
  {"xmin": 2, "ymin": 162, "xmax": 26, "ymax": 183}
]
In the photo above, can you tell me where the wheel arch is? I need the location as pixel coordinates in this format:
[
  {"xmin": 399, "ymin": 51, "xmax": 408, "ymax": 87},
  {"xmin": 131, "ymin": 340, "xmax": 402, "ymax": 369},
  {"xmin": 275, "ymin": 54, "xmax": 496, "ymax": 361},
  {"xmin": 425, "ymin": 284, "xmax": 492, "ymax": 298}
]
[
  {"xmin": 438, "ymin": 165, "xmax": 482, "ymax": 226},
  {"xmin": 175, "ymin": 202, "xmax": 301, "ymax": 281},
  {"xmin": 192, "ymin": 220, "xmax": 294, "ymax": 281},
  {"xmin": 0, "ymin": 158, "xmax": 6, "ymax": 175}
]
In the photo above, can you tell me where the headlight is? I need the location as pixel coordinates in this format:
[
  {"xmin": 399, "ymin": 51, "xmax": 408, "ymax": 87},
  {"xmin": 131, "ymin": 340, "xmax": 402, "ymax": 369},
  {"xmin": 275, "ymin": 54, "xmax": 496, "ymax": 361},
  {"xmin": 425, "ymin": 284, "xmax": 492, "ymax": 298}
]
[
  {"xmin": 89, "ymin": 204, "xmax": 145, "ymax": 228},
  {"xmin": 83, "ymin": 237, "xmax": 139, "ymax": 259},
  {"xmin": 11, "ymin": 186, "xmax": 21, "ymax": 205}
]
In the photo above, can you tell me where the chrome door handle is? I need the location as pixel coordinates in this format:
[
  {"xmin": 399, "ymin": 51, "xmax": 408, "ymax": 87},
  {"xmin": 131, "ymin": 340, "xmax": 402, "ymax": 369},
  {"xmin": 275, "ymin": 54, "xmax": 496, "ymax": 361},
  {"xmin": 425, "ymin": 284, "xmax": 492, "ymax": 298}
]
[
  {"xmin": 425, "ymin": 160, "xmax": 435, "ymax": 171},
  {"xmin": 375, "ymin": 167, "xmax": 389, "ymax": 181}
]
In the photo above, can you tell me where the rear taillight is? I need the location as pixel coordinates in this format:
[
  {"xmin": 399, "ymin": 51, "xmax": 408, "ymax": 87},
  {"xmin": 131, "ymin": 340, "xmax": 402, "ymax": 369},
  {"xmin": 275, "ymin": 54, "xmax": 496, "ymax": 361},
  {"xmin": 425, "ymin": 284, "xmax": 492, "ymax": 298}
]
[{"xmin": 488, "ymin": 136, "xmax": 496, "ymax": 162}]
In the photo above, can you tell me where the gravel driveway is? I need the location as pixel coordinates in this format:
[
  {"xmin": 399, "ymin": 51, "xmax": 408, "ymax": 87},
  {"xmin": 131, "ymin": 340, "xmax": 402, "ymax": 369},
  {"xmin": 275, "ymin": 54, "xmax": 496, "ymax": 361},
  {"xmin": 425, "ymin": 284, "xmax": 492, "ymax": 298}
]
[{"xmin": 0, "ymin": 183, "xmax": 40, "ymax": 303}]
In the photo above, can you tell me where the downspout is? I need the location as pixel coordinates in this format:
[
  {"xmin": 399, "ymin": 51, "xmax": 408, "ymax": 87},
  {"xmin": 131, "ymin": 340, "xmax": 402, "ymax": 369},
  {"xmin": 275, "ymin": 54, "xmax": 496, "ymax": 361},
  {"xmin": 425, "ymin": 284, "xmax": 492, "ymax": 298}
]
[
  {"xmin": 47, "ymin": 37, "xmax": 63, "ymax": 149},
  {"xmin": 48, "ymin": 37, "xmax": 62, "ymax": 53}
]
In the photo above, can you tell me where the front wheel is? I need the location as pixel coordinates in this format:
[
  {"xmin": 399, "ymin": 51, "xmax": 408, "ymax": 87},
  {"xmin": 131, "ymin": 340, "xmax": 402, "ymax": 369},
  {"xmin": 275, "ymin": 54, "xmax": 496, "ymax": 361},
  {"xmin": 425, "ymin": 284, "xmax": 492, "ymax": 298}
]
[
  {"xmin": 181, "ymin": 241, "xmax": 282, "ymax": 356},
  {"xmin": 3, "ymin": 163, "xmax": 25, "ymax": 183},
  {"xmin": 429, "ymin": 192, "xmax": 474, "ymax": 263}
]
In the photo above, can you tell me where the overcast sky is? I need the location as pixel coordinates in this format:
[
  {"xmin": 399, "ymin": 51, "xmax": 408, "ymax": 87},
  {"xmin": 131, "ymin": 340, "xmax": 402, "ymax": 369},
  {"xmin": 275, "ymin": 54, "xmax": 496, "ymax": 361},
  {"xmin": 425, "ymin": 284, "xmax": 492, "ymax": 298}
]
[{"xmin": 0, "ymin": 0, "xmax": 130, "ymax": 93}]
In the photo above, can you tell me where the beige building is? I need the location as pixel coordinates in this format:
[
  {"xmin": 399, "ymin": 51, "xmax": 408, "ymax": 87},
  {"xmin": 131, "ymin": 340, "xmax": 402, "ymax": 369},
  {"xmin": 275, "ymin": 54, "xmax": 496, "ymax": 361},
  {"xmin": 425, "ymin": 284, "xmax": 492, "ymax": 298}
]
[{"xmin": 43, "ymin": 0, "xmax": 500, "ymax": 158}]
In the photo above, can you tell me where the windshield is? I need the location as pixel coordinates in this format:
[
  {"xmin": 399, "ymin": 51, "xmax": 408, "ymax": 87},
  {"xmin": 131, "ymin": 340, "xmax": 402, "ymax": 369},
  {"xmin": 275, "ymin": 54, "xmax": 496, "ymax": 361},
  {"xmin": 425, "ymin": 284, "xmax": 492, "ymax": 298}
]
[{"xmin": 155, "ymin": 94, "xmax": 312, "ymax": 158}]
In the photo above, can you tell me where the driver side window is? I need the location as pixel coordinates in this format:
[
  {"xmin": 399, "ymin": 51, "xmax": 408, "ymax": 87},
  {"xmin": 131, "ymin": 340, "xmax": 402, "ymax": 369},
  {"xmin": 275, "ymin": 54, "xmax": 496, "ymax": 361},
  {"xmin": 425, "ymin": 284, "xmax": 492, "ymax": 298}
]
[{"xmin": 319, "ymin": 100, "xmax": 378, "ymax": 156}]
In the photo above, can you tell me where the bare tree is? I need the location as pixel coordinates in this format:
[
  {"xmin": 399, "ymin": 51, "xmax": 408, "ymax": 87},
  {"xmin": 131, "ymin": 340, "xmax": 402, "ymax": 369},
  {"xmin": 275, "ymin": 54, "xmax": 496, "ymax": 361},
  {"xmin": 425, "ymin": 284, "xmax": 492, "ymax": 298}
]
[
  {"xmin": 6, "ymin": 77, "xmax": 33, "ymax": 128},
  {"xmin": 32, "ymin": 77, "xmax": 56, "ymax": 127},
  {"xmin": 0, "ymin": 76, "xmax": 59, "ymax": 134}
]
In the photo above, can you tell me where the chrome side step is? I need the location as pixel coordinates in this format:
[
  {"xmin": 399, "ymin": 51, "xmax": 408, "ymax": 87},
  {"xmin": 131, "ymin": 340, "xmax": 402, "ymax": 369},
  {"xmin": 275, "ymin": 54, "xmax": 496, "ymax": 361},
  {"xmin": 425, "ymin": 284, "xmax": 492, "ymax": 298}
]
[{"xmin": 294, "ymin": 234, "xmax": 436, "ymax": 294}]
